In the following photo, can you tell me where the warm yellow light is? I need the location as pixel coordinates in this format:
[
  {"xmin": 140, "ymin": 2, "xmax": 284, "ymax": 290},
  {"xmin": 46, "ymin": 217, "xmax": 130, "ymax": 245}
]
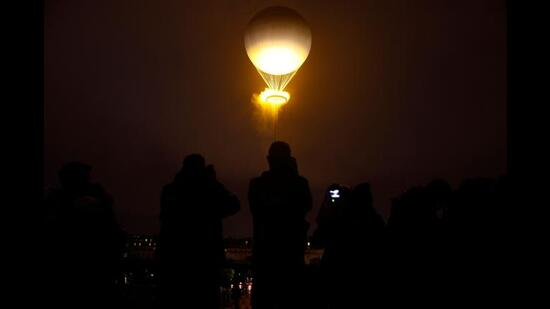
[
  {"xmin": 259, "ymin": 88, "xmax": 290, "ymax": 105},
  {"xmin": 245, "ymin": 6, "xmax": 311, "ymax": 91},
  {"xmin": 249, "ymin": 46, "xmax": 305, "ymax": 76}
]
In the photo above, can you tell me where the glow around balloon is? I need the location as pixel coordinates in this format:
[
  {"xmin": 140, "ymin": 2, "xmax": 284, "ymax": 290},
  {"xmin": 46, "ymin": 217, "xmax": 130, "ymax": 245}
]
[{"xmin": 245, "ymin": 6, "xmax": 311, "ymax": 104}]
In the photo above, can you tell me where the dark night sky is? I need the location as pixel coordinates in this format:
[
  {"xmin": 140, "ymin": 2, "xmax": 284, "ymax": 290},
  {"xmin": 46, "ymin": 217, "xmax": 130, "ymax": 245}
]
[{"xmin": 44, "ymin": 0, "xmax": 507, "ymax": 236}]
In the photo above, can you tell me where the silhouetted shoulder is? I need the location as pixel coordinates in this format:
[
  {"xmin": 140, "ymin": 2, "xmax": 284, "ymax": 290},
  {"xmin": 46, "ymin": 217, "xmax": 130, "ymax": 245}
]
[
  {"xmin": 90, "ymin": 183, "xmax": 114, "ymax": 204},
  {"xmin": 161, "ymin": 182, "xmax": 180, "ymax": 199},
  {"xmin": 249, "ymin": 172, "xmax": 268, "ymax": 188},
  {"xmin": 248, "ymin": 176, "xmax": 259, "ymax": 191},
  {"xmin": 297, "ymin": 175, "xmax": 309, "ymax": 186}
]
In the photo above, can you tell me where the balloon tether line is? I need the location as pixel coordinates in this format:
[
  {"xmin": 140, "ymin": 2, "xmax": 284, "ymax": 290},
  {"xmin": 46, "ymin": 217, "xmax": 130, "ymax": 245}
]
[{"xmin": 273, "ymin": 108, "xmax": 278, "ymax": 141}]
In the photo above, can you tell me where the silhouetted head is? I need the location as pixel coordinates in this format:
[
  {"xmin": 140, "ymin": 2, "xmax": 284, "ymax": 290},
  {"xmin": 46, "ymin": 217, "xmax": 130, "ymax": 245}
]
[
  {"xmin": 352, "ymin": 182, "xmax": 373, "ymax": 210},
  {"xmin": 180, "ymin": 154, "xmax": 206, "ymax": 179},
  {"xmin": 58, "ymin": 161, "xmax": 92, "ymax": 192},
  {"xmin": 267, "ymin": 141, "xmax": 294, "ymax": 172},
  {"xmin": 206, "ymin": 164, "xmax": 216, "ymax": 180},
  {"xmin": 398, "ymin": 186, "xmax": 432, "ymax": 222},
  {"xmin": 268, "ymin": 141, "xmax": 291, "ymax": 157},
  {"xmin": 427, "ymin": 179, "xmax": 452, "ymax": 196},
  {"xmin": 426, "ymin": 179, "xmax": 452, "ymax": 205}
]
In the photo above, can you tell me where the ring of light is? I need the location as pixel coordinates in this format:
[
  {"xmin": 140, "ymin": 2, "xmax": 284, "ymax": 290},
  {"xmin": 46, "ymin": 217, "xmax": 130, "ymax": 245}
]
[{"xmin": 259, "ymin": 89, "xmax": 290, "ymax": 105}]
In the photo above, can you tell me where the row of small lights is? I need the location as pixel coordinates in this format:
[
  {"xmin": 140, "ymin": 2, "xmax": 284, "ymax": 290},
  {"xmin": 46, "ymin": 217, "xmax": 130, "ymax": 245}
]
[
  {"xmin": 129, "ymin": 236, "xmax": 157, "ymax": 248},
  {"xmin": 229, "ymin": 281, "xmax": 253, "ymax": 294},
  {"xmin": 128, "ymin": 237, "xmax": 312, "ymax": 249}
]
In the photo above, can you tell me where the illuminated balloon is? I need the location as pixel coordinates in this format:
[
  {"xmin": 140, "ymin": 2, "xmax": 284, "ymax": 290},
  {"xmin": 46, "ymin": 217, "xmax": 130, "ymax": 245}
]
[{"xmin": 245, "ymin": 6, "xmax": 311, "ymax": 104}]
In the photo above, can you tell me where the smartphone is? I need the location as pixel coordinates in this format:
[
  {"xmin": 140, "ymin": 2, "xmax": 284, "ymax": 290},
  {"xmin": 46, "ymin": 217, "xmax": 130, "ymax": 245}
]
[{"xmin": 329, "ymin": 189, "xmax": 340, "ymax": 203}]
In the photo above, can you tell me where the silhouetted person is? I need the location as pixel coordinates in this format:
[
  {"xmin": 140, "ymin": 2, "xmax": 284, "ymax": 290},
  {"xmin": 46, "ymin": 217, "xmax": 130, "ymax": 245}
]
[
  {"xmin": 386, "ymin": 178, "xmax": 483, "ymax": 304},
  {"xmin": 446, "ymin": 177, "xmax": 499, "ymax": 303},
  {"xmin": 318, "ymin": 183, "xmax": 386, "ymax": 308},
  {"xmin": 311, "ymin": 184, "xmax": 349, "ymax": 250},
  {"xmin": 158, "ymin": 154, "xmax": 239, "ymax": 308},
  {"xmin": 387, "ymin": 186, "xmax": 434, "ymax": 237},
  {"xmin": 44, "ymin": 162, "xmax": 124, "ymax": 306},
  {"xmin": 248, "ymin": 141, "xmax": 312, "ymax": 309},
  {"xmin": 425, "ymin": 179, "xmax": 453, "ymax": 232},
  {"xmin": 450, "ymin": 177, "xmax": 497, "ymax": 240},
  {"xmin": 386, "ymin": 184, "xmax": 435, "ymax": 303}
]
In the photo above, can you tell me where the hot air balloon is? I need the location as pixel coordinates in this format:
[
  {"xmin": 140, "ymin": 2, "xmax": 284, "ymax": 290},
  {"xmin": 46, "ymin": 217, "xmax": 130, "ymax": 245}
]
[{"xmin": 244, "ymin": 6, "xmax": 312, "ymax": 105}]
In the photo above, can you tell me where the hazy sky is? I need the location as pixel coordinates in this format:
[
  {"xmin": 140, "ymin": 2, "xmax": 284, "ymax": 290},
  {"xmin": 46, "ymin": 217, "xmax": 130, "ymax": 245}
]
[{"xmin": 44, "ymin": 0, "xmax": 507, "ymax": 236}]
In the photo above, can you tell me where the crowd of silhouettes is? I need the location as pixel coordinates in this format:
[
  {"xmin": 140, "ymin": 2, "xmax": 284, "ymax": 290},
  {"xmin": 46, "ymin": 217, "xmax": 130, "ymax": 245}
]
[{"xmin": 40, "ymin": 141, "xmax": 509, "ymax": 308}]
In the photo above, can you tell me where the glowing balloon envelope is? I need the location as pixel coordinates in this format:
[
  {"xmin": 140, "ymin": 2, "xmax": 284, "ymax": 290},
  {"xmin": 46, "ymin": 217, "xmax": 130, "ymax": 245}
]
[{"xmin": 245, "ymin": 6, "xmax": 312, "ymax": 104}]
